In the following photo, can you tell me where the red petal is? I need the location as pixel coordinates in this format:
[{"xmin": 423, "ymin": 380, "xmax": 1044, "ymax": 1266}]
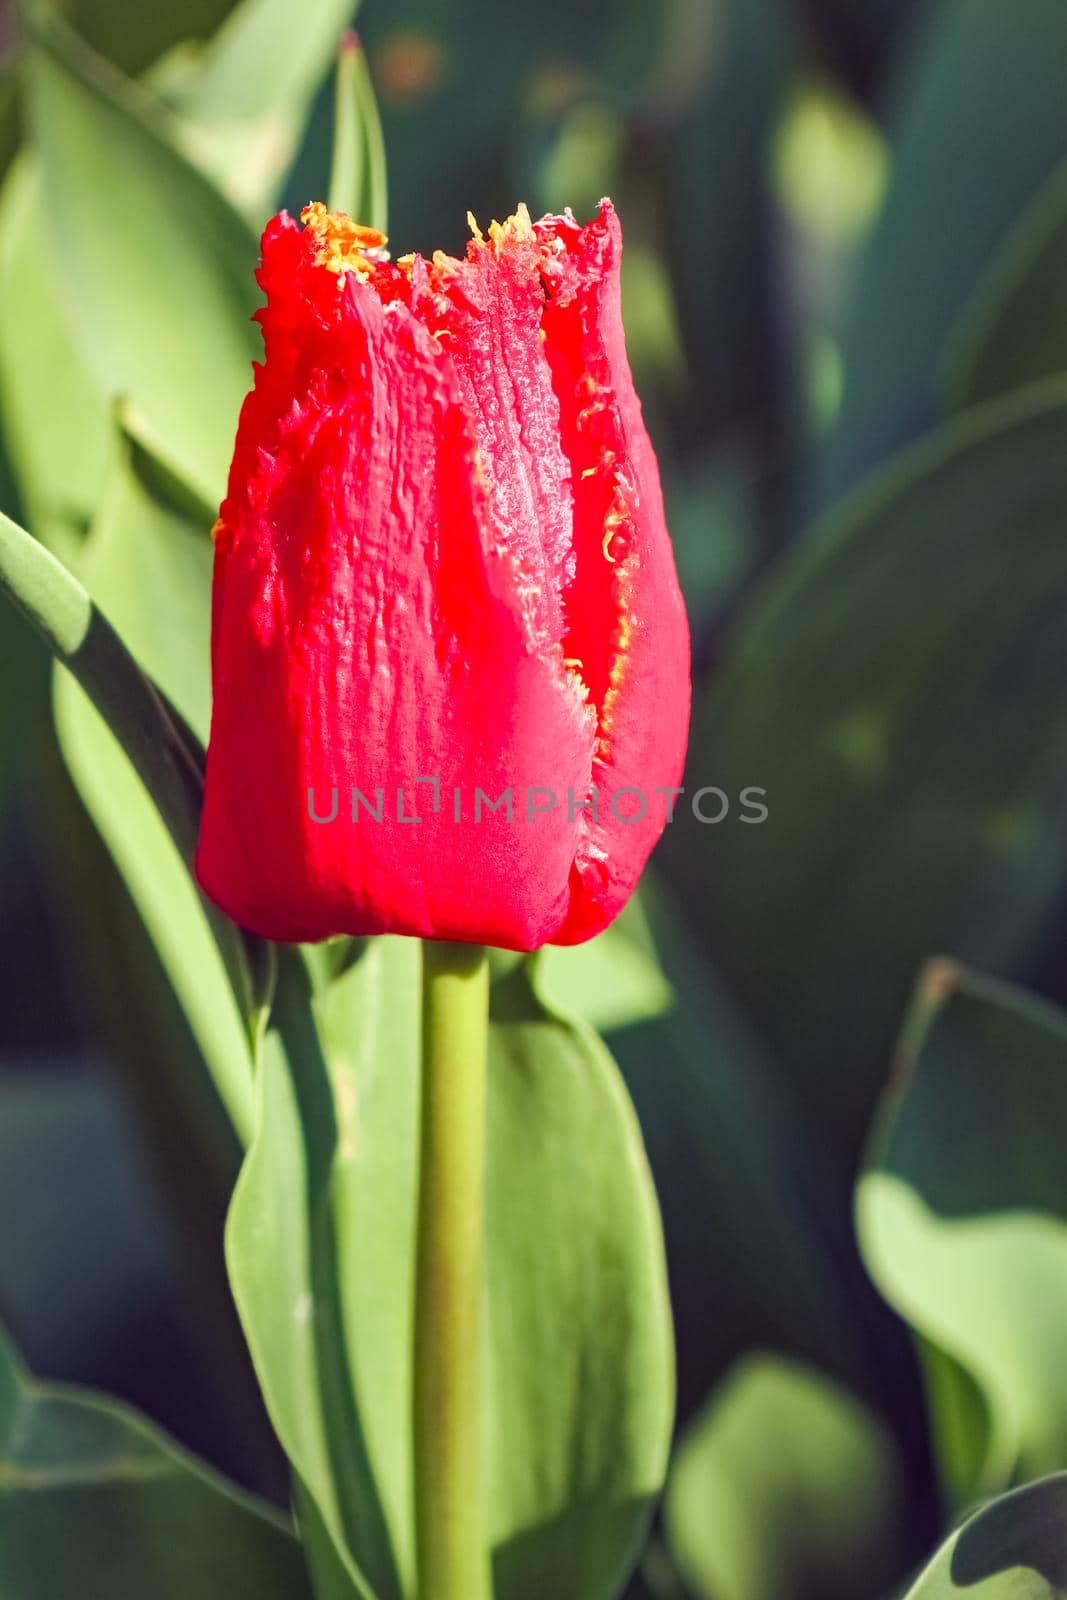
[
  {"xmin": 535, "ymin": 201, "xmax": 691, "ymax": 942},
  {"xmin": 197, "ymin": 213, "xmax": 595, "ymax": 949},
  {"xmin": 197, "ymin": 202, "xmax": 689, "ymax": 948}
]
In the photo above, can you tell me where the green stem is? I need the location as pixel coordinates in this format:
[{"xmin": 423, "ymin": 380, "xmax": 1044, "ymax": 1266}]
[{"xmin": 414, "ymin": 940, "xmax": 492, "ymax": 1600}]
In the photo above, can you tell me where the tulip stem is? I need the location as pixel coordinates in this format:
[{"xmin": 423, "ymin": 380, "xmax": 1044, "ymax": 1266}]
[{"xmin": 414, "ymin": 940, "xmax": 492, "ymax": 1600}]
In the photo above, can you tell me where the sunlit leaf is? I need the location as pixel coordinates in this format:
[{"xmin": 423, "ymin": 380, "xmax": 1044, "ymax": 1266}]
[
  {"xmin": 665, "ymin": 1355, "xmax": 909, "ymax": 1600},
  {"xmin": 227, "ymin": 941, "xmax": 673, "ymax": 1600},
  {"xmin": 858, "ymin": 961, "xmax": 1067, "ymax": 1493},
  {"xmin": 24, "ymin": 5, "xmax": 260, "ymax": 504},
  {"xmin": 52, "ymin": 427, "xmax": 261, "ymax": 1139},
  {"xmin": 0, "ymin": 155, "xmax": 109, "ymax": 563},
  {"xmin": 159, "ymin": 0, "xmax": 363, "ymax": 218}
]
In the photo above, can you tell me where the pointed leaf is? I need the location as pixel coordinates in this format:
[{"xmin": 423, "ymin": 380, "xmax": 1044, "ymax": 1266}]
[{"xmin": 328, "ymin": 31, "xmax": 387, "ymax": 232}]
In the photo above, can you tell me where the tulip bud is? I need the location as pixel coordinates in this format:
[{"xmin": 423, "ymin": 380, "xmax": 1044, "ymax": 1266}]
[{"xmin": 196, "ymin": 199, "xmax": 690, "ymax": 950}]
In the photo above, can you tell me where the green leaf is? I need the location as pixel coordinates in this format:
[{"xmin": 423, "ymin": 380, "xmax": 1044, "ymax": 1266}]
[
  {"xmin": 0, "ymin": 65, "xmax": 20, "ymax": 187},
  {"xmin": 903, "ymin": 1475, "xmax": 1067, "ymax": 1599},
  {"xmin": 943, "ymin": 153, "xmax": 1067, "ymax": 410},
  {"xmin": 54, "ymin": 0, "xmax": 233, "ymax": 79},
  {"xmin": 664, "ymin": 1355, "xmax": 908, "ymax": 1600},
  {"xmin": 857, "ymin": 960, "xmax": 1067, "ymax": 1493},
  {"xmin": 0, "ymin": 502, "xmax": 204, "ymax": 867},
  {"xmin": 0, "ymin": 1321, "xmax": 312, "ymax": 1600},
  {"xmin": 328, "ymin": 31, "xmax": 387, "ymax": 231},
  {"xmin": 814, "ymin": 0, "xmax": 1067, "ymax": 509},
  {"xmin": 158, "ymin": 0, "xmax": 364, "ymax": 219},
  {"xmin": 24, "ymin": 5, "xmax": 261, "ymax": 505},
  {"xmin": 0, "ymin": 469, "xmax": 264, "ymax": 1132},
  {"xmin": 487, "ymin": 962, "xmax": 673, "ymax": 1599},
  {"xmin": 226, "ymin": 940, "xmax": 673, "ymax": 1600},
  {"xmin": 227, "ymin": 946, "xmax": 402, "ymax": 1600},
  {"xmin": 52, "ymin": 425, "xmax": 261, "ymax": 1140},
  {"xmin": 0, "ymin": 155, "xmax": 110, "ymax": 562},
  {"xmin": 535, "ymin": 892, "xmax": 673, "ymax": 1035},
  {"xmin": 672, "ymin": 381, "xmax": 1067, "ymax": 1163},
  {"xmin": 918, "ymin": 1339, "xmax": 994, "ymax": 1515}
]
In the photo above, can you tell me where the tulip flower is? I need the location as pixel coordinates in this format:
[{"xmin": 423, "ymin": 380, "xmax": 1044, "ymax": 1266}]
[{"xmin": 196, "ymin": 198, "xmax": 690, "ymax": 950}]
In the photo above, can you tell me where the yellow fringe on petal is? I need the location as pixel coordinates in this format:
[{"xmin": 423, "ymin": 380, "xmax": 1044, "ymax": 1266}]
[{"xmin": 301, "ymin": 202, "xmax": 389, "ymax": 277}]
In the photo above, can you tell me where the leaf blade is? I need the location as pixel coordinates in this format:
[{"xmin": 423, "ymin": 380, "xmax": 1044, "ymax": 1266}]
[
  {"xmin": 857, "ymin": 961, "xmax": 1067, "ymax": 1494},
  {"xmin": 0, "ymin": 1322, "xmax": 312, "ymax": 1600},
  {"xmin": 328, "ymin": 31, "xmax": 388, "ymax": 231}
]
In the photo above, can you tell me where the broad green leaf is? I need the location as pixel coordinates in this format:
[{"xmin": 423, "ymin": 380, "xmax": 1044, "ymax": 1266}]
[
  {"xmin": 0, "ymin": 1321, "xmax": 312, "ymax": 1600},
  {"xmin": 52, "ymin": 428, "xmax": 258, "ymax": 1141},
  {"xmin": 0, "ymin": 457, "xmax": 263, "ymax": 1132},
  {"xmin": 24, "ymin": 5, "xmax": 260, "ymax": 504},
  {"xmin": 0, "ymin": 155, "xmax": 110, "ymax": 563},
  {"xmin": 903, "ymin": 1475, "xmax": 1067, "ymax": 1600},
  {"xmin": 227, "ymin": 945, "xmax": 407, "ymax": 1600},
  {"xmin": 814, "ymin": 0, "xmax": 1067, "ymax": 509},
  {"xmin": 328, "ymin": 31, "xmax": 387, "ymax": 232},
  {"xmin": 70, "ymin": 428, "xmax": 214, "ymax": 740},
  {"xmin": 226, "ymin": 940, "xmax": 673, "ymax": 1600},
  {"xmin": 487, "ymin": 963, "xmax": 673, "ymax": 1599},
  {"xmin": 857, "ymin": 961, "xmax": 1067, "ymax": 1492},
  {"xmin": 665, "ymin": 1355, "xmax": 908, "ymax": 1600},
  {"xmin": 536, "ymin": 892, "xmax": 672, "ymax": 1035},
  {"xmin": 943, "ymin": 153, "xmax": 1067, "ymax": 410},
  {"xmin": 672, "ymin": 382, "xmax": 1067, "ymax": 1163},
  {"xmin": 157, "ymin": 0, "xmax": 362, "ymax": 218}
]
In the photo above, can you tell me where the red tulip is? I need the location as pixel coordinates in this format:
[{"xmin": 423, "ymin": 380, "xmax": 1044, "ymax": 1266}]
[{"xmin": 196, "ymin": 200, "xmax": 690, "ymax": 950}]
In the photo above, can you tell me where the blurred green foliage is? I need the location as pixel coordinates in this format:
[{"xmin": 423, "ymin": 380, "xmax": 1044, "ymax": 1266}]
[{"xmin": 3, "ymin": 0, "xmax": 1067, "ymax": 1594}]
